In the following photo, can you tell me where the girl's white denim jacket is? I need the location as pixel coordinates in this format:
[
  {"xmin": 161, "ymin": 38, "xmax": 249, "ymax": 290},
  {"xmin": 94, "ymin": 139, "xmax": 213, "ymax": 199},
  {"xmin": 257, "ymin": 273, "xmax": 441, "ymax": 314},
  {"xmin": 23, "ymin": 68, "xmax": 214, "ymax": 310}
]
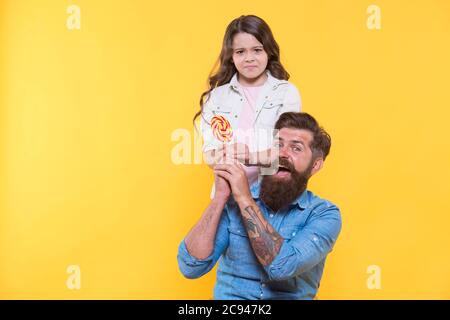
[{"xmin": 200, "ymin": 70, "xmax": 302, "ymax": 153}]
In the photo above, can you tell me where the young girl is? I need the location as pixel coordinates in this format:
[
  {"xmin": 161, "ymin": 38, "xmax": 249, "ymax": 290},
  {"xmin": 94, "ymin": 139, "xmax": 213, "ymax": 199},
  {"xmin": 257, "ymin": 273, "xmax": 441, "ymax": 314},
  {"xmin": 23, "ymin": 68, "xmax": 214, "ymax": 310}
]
[{"xmin": 193, "ymin": 15, "xmax": 301, "ymax": 196}]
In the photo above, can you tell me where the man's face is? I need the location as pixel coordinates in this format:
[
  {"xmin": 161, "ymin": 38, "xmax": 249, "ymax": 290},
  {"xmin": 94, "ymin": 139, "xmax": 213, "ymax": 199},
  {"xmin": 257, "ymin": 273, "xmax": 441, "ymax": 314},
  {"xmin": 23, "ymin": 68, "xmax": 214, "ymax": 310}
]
[
  {"xmin": 273, "ymin": 128, "xmax": 315, "ymax": 180},
  {"xmin": 260, "ymin": 128, "xmax": 320, "ymax": 212}
]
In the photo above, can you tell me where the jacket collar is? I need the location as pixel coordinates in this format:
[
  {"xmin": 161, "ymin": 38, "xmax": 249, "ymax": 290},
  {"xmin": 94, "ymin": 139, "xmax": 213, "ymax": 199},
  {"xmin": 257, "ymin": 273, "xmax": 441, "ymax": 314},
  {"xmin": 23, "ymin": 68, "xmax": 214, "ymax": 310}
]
[{"xmin": 229, "ymin": 70, "xmax": 286, "ymax": 92}]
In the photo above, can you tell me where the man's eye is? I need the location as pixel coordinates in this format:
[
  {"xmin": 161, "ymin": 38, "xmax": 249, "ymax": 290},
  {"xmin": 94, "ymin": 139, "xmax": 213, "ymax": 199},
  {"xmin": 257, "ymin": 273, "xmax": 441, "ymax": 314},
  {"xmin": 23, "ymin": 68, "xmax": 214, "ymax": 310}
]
[{"xmin": 293, "ymin": 147, "xmax": 302, "ymax": 152}]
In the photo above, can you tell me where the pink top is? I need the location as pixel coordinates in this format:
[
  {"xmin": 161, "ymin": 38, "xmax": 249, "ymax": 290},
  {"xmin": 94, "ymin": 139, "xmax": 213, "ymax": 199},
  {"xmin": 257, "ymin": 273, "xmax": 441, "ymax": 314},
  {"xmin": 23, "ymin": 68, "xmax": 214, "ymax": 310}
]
[{"xmin": 236, "ymin": 85, "xmax": 263, "ymax": 188}]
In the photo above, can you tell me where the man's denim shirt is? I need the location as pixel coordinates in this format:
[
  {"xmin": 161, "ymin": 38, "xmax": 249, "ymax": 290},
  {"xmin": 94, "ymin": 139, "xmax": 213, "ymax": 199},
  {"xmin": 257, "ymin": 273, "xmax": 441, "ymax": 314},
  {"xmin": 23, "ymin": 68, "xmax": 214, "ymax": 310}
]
[{"xmin": 177, "ymin": 182, "xmax": 342, "ymax": 300}]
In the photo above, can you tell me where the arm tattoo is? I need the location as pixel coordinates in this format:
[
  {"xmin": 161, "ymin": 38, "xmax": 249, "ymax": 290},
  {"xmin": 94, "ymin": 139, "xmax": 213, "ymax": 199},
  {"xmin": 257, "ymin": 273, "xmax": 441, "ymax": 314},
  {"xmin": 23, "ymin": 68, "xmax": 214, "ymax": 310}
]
[{"xmin": 242, "ymin": 205, "xmax": 283, "ymax": 266}]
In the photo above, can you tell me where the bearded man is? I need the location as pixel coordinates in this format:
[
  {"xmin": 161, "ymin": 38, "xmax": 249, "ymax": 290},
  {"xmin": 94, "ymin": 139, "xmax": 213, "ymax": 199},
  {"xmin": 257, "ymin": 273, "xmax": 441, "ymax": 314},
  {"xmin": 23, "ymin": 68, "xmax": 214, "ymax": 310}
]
[{"xmin": 177, "ymin": 112, "xmax": 342, "ymax": 300}]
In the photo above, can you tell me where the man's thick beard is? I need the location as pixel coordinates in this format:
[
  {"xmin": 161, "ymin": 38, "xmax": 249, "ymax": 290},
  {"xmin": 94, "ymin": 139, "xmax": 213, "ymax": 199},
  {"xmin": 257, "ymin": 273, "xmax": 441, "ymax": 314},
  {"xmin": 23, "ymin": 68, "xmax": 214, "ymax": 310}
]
[{"xmin": 260, "ymin": 159, "xmax": 313, "ymax": 212}]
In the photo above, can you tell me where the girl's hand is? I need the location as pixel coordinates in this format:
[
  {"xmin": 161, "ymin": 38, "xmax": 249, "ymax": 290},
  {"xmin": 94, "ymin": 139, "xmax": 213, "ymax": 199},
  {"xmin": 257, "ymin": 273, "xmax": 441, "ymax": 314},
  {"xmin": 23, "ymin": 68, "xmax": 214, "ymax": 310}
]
[
  {"xmin": 204, "ymin": 143, "xmax": 253, "ymax": 168},
  {"xmin": 225, "ymin": 143, "xmax": 251, "ymax": 165},
  {"xmin": 204, "ymin": 145, "xmax": 227, "ymax": 167}
]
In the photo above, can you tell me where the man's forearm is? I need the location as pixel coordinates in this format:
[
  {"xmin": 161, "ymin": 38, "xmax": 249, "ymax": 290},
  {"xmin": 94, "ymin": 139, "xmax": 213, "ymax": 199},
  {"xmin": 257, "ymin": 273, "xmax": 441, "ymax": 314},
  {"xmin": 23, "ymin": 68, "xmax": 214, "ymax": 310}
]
[
  {"xmin": 236, "ymin": 197, "xmax": 283, "ymax": 266},
  {"xmin": 184, "ymin": 197, "xmax": 227, "ymax": 260}
]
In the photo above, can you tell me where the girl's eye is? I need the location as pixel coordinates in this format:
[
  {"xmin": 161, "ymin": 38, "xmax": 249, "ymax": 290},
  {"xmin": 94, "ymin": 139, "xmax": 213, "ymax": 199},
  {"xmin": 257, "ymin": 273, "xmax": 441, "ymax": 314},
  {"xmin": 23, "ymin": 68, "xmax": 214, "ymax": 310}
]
[
  {"xmin": 255, "ymin": 48, "xmax": 263, "ymax": 52},
  {"xmin": 236, "ymin": 51, "xmax": 243, "ymax": 54}
]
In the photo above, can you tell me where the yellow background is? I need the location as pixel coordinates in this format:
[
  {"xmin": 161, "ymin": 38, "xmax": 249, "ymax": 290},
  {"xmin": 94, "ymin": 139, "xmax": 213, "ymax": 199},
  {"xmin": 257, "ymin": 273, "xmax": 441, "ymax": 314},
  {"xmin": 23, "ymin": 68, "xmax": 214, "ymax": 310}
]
[{"xmin": 1, "ymin": 0, "xmax": 450, "ymax": 299}]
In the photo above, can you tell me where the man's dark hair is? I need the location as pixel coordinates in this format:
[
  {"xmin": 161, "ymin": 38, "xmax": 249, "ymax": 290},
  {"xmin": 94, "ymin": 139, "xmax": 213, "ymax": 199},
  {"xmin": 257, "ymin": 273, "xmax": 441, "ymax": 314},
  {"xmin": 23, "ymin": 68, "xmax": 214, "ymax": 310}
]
[{"xmin": 274, "ymin": 112, "xmax": 331, "ymax": 160}]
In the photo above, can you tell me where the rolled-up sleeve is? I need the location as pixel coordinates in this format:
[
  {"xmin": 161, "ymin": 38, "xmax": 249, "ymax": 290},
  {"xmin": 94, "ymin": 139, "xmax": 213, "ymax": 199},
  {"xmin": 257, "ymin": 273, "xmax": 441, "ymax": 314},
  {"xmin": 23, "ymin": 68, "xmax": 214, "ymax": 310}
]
[
  {"xmin": 263, "ymin": 205, "xmax": 342, "ymax": 281},
  {"xmin": 177, "ymin": 210, "xmax": 230, "ymax": 279}
]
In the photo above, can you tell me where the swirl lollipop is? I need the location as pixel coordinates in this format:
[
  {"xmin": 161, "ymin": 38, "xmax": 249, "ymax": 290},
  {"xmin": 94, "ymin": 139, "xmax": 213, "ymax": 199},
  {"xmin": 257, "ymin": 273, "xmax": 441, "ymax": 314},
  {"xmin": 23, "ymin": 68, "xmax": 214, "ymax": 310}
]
[{"xmin": 211, "ymin": 115, "xmax": 233, "ymax": 142}]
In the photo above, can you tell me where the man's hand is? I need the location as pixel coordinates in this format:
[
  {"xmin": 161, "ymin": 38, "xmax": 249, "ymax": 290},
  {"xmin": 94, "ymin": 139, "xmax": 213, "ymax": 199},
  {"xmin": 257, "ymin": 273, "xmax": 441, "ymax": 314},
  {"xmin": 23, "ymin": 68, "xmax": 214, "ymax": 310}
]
[{"xmin": 214, "ymin": 163, "xmax": 252, "ymax": 204}]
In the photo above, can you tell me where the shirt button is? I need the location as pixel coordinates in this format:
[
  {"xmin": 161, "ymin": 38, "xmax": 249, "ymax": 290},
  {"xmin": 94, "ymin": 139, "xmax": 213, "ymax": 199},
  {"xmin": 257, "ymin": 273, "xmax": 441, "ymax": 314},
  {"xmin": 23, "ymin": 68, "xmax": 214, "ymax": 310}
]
[
  {"xmin": 269, "ymin": 214, "xmax": 274, "ymax": 218},
  {"xmin": 262, "ymin": 283, "xmax": 266, "ymax": 287},
  {"xmin": 292, "ymin": 232, "xmax": 296, "ymax": 236}
]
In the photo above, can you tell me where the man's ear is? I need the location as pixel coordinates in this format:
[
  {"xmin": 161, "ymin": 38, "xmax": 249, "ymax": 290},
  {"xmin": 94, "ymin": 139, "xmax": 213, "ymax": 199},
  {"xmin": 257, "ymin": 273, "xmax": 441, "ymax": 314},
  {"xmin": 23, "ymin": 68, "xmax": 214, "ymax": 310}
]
[{"xmin": 310, "ymin": 157, "xmax": 324, "ymax": 176}]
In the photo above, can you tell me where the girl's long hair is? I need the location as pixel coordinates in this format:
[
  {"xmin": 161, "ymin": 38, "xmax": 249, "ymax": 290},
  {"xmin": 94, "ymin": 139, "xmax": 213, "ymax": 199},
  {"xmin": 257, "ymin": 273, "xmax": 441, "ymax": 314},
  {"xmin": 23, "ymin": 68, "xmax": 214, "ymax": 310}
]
[{"xmin": 193, "ymin": 15, "xmax": 290, "ymax": 126}]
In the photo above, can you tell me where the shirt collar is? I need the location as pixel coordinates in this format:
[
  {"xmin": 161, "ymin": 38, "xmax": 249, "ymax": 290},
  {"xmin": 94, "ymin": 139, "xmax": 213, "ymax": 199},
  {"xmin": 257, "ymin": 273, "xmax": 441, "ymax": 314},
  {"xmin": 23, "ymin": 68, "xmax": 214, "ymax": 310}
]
[
  {"xmin": 250, "ymin": 181, "xmax": 309, "ymax": 210},
  {"xmin": 229, "ymin": 70, "xmax": 286, "ymax": 91}
]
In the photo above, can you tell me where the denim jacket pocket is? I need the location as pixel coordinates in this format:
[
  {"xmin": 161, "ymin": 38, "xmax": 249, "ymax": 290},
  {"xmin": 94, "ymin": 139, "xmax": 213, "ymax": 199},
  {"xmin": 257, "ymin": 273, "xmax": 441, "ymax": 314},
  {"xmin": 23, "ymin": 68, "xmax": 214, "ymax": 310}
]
[
  {"xmin": 211, "ymin": 104, "xmax": 232, "ymax": 115},
  {"xmin": 258, "ymin": 98, "xmax": 284, "ymax": 127},
  {"xmin": 264, "ymin": 98, "xmax": 284, "ymax": 109}
]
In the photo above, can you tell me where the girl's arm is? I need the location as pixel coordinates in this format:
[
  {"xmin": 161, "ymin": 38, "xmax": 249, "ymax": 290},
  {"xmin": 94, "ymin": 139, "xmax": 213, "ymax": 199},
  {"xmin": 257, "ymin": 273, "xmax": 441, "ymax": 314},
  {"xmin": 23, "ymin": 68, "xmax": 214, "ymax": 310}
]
[
  {"xmin": 204, "ymin": 145, "xmax": 227, "ymax": 169},
  {"xmin": 222, "ymin": 143, "xmax": 275, "ymax": 167},
  {"xmin": 205, "ymin": 143, "xmax": 258, "ymax": 168},
  {"xmin": 204, "ymin": 149, "xmax": 217, "ymax": 169},
  {"xmin": 249, "ymin": 147, "xmax": 277, "ymax": 167}
]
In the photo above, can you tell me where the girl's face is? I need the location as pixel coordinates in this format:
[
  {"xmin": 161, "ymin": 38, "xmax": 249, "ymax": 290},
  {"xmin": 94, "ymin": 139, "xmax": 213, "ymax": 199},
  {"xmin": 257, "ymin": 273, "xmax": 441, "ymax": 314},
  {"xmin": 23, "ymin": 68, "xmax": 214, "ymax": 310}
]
[{"xmin": 231, "ymin": 32, "xmax": 268, "ymax": 85}]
